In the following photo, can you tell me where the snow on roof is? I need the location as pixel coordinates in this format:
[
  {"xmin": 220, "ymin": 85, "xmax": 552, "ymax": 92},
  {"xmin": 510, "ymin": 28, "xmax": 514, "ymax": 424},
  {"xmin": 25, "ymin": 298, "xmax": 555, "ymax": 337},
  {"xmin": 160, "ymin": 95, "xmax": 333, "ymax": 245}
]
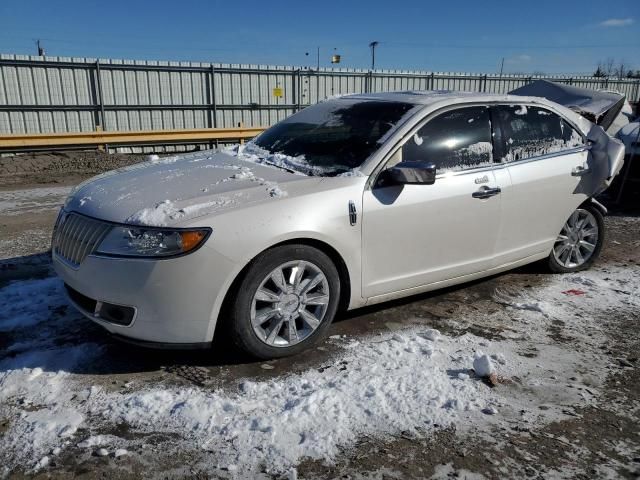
[{"xmin": 342, "ymin": 90, "xmax": 523, "ymax": 106}]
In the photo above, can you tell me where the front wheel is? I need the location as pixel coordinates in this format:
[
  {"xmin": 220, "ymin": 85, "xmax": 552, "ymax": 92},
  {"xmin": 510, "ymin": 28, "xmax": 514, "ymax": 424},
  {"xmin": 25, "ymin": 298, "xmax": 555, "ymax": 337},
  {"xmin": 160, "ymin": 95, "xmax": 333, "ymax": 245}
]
[
  {"xmin": 229, "ymin": 244, "xmax": 340, "ymax": 359},
  {"xmin": 547, "ymin": 203, "xmax": 605, "ymax": 273}
]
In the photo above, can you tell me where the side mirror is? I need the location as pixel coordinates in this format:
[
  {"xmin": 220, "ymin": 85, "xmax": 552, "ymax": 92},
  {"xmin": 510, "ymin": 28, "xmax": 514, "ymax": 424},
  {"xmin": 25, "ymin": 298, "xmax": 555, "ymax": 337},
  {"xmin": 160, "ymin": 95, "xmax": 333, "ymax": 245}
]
[{"xmin": 378, "ymin": 161, "xmax": 437, "ymax": 187}]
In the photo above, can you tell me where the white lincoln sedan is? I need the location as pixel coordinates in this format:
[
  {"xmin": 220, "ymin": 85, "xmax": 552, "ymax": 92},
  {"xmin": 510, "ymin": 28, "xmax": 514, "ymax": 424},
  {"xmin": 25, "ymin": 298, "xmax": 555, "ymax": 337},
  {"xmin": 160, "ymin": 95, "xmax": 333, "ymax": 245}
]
[{"xmin": 52, "ymin": 91, "xmax": 624, "ymax": 359}]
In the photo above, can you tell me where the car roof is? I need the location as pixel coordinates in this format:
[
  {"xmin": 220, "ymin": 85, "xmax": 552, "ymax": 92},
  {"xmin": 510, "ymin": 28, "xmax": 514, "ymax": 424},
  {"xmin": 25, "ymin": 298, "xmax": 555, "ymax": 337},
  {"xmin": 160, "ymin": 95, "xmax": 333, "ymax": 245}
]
[
  {"xmin": 340, "ymin": 90, "xmax": 593, "ymax": 135},
  {"xmin": 341, "ymin": 90, "xmax": 528, "ymax": 105}
]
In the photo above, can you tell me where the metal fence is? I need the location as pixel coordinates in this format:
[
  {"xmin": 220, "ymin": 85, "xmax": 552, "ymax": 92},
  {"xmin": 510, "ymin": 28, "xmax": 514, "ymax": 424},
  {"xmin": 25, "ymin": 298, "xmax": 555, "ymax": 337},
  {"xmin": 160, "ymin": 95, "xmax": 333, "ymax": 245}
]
[{"xmin": 2, "ymin": 53, "xmax": 639, "ymax": 151}]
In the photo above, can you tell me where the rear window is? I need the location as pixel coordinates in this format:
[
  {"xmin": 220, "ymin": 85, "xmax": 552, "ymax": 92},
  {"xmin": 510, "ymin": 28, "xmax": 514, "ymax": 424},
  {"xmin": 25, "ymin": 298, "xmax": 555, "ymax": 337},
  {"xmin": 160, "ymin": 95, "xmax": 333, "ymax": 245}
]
[
  {"xmin": 254, "ymin": 99, "xmax": 417, "ymax": 175},
  {"xmin": 494, "ymin": 105, "xmax": 584, "ymax": 162}
]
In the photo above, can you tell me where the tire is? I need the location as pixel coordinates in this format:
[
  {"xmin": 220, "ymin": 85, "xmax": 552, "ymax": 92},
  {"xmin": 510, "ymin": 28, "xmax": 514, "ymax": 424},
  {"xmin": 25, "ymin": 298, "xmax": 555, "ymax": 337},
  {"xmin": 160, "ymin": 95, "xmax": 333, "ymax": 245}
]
[
  {"xmin": 547, "ymin": 202, "xmax": 605, "ymax": 273},
  {"xmin": 229, "ymin": 244, "xmax": 341, "ymax": 359}
]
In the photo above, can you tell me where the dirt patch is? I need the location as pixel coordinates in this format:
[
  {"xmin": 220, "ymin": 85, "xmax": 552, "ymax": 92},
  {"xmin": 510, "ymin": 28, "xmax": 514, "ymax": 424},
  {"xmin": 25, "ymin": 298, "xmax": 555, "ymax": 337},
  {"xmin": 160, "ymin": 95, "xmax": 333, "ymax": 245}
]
[{"xmin": 0, "ymin": 151, "xmax": 149, "ymax": 187}]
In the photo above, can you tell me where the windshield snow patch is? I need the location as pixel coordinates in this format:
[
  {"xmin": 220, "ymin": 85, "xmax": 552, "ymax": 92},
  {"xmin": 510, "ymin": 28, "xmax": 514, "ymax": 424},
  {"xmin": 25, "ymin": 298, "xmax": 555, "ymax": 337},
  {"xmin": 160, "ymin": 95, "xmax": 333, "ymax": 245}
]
[{"xmin": 224, "ymin": 142, "xmax": 326, "ymax": 177}]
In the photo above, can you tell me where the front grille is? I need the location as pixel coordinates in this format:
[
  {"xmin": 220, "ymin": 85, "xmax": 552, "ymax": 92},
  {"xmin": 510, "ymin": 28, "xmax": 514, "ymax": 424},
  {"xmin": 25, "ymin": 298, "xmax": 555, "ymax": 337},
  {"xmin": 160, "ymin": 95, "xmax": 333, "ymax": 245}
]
[{"xmin": 53, "ymin": 213, "xmax": 111, "ymax": 267}]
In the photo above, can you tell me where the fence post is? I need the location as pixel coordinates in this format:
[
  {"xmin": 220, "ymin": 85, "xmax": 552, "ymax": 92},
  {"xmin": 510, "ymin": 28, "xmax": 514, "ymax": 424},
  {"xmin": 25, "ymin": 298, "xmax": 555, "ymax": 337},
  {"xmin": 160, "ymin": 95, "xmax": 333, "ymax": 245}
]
[
  {"xmin": 94, "ymin": 60, "xmax": 108, "ymax": 152},
  {"xmin": 482, "ymin": 74, "xmax": 487, "ymax": 92},
  {"xmin": 430, "ymin": 72, "xmax": 435, "ymax": 90},
  {"xmin": 207, "ymin": 63, "xmax": 219, "ymax": 149},
  {"xmin": 634, "ymin": 80, "xmax": 640, "ymax": 103},
  {"xmin": 93, "ymin": 61, "xmax": 106, "ymax": 130},
  {"xmin": 292, "ymin": 69, "xmax": 297, "ymax": 112},
  {"xmin": 297, "ymin": 69, "xmax": 302, "ymax": 111}
]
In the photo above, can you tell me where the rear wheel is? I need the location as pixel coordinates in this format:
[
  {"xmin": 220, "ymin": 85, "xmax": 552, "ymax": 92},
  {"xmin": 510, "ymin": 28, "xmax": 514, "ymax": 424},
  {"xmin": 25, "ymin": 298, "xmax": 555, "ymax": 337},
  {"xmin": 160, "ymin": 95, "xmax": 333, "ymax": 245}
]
[
  {"xmin": 229, "ymin": 244, "xmax": 340, "ymax": 359},
  {"xmin": 548, "ymin": 204, "xmax": 604, "ymax": 273}
]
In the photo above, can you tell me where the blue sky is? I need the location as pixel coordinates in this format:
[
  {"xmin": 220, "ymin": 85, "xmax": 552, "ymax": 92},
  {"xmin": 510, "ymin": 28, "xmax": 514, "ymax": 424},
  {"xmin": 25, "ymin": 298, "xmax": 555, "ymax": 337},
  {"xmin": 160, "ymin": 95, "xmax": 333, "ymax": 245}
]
[{"xmin": 1, "ymin": 0, "xmax": 638, "ymax": 74}]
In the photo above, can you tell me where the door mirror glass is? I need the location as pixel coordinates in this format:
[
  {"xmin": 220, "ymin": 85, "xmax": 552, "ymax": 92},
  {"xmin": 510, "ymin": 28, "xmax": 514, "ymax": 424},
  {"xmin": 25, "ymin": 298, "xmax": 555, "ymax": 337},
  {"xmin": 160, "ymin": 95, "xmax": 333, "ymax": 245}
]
[{"xmin": 379, "ymin": 161, "xmax": 436, "ymax": 186}]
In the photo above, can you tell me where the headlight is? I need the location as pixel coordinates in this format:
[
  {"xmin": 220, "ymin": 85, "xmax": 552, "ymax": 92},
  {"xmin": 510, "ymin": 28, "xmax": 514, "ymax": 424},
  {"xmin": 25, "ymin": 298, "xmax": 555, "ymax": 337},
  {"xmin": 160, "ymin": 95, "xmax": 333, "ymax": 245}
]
[{"xmin": 95, "ymin": 226, "xmax": 211, "ymax": 258}]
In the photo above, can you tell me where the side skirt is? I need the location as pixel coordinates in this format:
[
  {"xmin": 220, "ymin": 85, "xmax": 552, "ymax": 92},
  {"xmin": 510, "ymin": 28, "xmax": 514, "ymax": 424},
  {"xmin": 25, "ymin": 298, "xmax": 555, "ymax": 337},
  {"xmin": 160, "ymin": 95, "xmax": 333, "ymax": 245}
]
[{"xmin": 362, "ymin": 251, "xmax": 549, "ymax": 307}]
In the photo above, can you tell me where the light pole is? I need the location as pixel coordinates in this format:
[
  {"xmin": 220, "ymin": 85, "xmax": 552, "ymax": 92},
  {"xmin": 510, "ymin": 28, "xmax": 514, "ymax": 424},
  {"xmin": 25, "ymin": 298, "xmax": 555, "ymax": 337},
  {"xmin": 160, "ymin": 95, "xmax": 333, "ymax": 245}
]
[{"xmin": 369, "ymin": 41, "xmax": 379, "ymax": 70}]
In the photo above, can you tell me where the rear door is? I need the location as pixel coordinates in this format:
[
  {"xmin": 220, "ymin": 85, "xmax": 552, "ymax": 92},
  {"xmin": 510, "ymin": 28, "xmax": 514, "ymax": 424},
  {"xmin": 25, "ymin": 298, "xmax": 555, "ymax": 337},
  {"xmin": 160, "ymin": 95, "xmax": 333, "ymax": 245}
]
[{"xmin": 491, "ymin": 104, "xmax": 589, "ymax": 265}]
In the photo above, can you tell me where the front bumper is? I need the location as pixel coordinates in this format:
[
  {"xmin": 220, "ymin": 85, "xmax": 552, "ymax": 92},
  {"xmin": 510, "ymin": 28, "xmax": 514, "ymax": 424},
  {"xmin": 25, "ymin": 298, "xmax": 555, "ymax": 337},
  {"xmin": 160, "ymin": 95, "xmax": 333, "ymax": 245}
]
[{"xmin": 53, "ymin": 244, "xmax": 236, "ymax": 344}]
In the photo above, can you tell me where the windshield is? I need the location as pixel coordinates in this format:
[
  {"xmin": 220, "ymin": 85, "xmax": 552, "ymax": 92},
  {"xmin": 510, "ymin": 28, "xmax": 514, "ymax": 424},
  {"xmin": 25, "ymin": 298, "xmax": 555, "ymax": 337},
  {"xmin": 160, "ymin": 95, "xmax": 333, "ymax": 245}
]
[{"xmin": 253, "ymin": 98, "xmax": 417, "ymax": 175}]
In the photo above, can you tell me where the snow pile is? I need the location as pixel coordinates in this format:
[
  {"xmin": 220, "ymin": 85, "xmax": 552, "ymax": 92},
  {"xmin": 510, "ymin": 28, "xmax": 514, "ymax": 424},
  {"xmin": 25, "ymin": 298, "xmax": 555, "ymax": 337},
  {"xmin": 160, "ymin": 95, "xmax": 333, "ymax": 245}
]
[
  {"xmin": 473, "ymin": 352, "xmax": 495, "ymax": 377},
  {"xmin": 0, "ymin": 278, "xmax": 105, "ymax": 469},
  {"xmin": 126, "ymin": 196, "xmax": 240, "ymax": 227},
  {"xmin": 264, "ymin": 181, "xmax": 288, "ymax": 198},
  {"xmin": 225, "ymin": 142, "xmax": 323, "ymax": 176},
  {"xmin": 96, "ymin": 328, "xmax": 499, "ymax": 474},
  {"xmin": 126, "ymin": 199, "xmax": 183, "ymax": 227},
  {"xmin": 337, "ymin": 169, "xmax": 366, "ymax": 178}
]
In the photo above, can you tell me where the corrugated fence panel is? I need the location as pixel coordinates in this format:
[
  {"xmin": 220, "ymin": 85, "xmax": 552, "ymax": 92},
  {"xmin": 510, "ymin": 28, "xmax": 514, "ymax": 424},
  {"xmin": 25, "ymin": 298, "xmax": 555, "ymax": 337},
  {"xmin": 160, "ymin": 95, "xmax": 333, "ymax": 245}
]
[{"xmin": 1, "ymin": 53, "xmax": 639, "ymax": 150}]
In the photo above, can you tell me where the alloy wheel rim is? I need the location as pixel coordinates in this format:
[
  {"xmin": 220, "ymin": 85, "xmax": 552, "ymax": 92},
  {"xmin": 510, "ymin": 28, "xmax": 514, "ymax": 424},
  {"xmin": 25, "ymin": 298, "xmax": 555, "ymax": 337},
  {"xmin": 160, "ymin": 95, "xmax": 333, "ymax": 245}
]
[
  {"xmin": 552, "ymin": 209, "xmax": 599, "ymax": 269},
  {"xmin": 250, "ymin": 260, "xmax": 330, "ymax": 347}
]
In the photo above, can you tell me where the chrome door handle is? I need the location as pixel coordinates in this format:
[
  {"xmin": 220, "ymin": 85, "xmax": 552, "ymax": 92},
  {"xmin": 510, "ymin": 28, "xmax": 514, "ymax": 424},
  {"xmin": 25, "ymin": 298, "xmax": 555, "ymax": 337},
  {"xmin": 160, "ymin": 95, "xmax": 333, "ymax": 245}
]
[
  {"xmin": 571, "ymin": 165, "xmax": 591, "ymax": 177},
  {"xmin": 472, "ymin": 186, "xmax": 501, "ymax": 199}
]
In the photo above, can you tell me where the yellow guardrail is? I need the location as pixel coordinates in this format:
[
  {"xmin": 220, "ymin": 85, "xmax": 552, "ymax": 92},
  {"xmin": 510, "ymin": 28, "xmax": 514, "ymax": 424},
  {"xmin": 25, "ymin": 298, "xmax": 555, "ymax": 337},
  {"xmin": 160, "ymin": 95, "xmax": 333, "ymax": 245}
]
[{"xmin": 0, "ymin": 127, "xmax": 266, "ymax": 149}]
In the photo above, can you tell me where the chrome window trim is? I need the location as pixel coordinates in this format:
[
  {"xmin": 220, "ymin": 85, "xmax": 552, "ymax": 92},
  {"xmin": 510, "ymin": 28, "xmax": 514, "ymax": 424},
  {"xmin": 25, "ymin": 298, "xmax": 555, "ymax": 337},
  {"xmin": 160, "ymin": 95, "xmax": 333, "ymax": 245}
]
[
  {"xmin": 366, "ymin": 102, "xmax": 496, "ymax": 189},
  {"xmin": 366, "ymin": 100, "xmax": 589, "ymax": 189},
  {"xmin": 499, "ymin": 145, "xmax": 590, "ymax": 169}
]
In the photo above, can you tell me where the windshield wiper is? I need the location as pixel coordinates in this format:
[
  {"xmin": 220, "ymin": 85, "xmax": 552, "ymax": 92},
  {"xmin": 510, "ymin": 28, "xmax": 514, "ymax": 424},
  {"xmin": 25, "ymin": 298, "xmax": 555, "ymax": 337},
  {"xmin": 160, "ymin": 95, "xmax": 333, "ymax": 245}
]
[{"xmin": 259, "ymin": 159, "xmax": 301, "ymax": 175}]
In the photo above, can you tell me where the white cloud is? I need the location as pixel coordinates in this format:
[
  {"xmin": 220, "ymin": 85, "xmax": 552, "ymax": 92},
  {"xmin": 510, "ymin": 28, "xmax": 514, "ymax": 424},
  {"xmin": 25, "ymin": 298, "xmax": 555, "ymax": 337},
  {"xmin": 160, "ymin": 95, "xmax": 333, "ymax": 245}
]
[
  {"xmin": 599, "ymin": 18, "xmax": 634, "ymax": 27},
  {"xmin": 506, "ymin": 54, "xmax": 532, "ymax": 64}
]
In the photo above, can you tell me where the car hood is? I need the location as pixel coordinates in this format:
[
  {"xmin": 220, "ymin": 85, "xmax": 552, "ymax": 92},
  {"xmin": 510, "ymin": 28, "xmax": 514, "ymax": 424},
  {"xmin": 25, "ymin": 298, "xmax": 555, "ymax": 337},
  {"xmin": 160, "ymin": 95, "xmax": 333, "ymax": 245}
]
[{"xmin": 65, "ymin": 150, "xmax": 324, "ymax": 226}]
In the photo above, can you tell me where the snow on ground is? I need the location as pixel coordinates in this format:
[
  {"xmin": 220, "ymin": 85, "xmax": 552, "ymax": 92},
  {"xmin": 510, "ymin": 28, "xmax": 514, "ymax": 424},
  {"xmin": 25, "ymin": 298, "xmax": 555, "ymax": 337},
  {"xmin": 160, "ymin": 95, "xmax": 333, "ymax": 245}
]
[
  {"xmin": 0, "ymin": 263, "xmax": 638, "ymax": 476},
  {"xmin": 0, "ymin": 186, "xmax": 71, "ymax": 216}
]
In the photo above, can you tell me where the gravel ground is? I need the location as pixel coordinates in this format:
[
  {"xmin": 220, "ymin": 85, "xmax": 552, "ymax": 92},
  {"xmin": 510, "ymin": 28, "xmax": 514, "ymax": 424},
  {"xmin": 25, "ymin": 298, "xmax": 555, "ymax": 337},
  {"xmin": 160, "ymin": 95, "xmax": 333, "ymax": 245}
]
[{"xmin": 0, "ymin": 152, "xmax": 639, "ymax": 479}]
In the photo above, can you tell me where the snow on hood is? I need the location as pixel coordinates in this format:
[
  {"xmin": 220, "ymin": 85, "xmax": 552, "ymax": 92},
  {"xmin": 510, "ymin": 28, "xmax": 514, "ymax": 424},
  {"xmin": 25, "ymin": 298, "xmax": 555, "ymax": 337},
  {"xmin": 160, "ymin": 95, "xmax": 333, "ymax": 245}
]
[{"xmin": 65, "ymin": 149, "xmax": 321, "ymax": 227}]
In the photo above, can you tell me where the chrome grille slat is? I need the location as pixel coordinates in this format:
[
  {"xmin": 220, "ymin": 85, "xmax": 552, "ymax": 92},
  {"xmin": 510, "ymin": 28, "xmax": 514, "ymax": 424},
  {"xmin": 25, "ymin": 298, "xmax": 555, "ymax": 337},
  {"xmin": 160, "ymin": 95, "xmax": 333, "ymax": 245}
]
[
  {"xmin": 59, "ymin": 215, "xmax": 76, "ymax": 258},
  {"xmin": 78, "ymin": 222, "xmax": 100, "ymax": 263},
  {"xmin": 64, "ymin": 215, "xmax": 81, "ymax": 260},
  {"xmin": 71, "ymin": 220, "xmax": 91, "ymax": 263},
  {"xmin": 53, "ymin": 213, "xmax": 112, "ymax": 267}
]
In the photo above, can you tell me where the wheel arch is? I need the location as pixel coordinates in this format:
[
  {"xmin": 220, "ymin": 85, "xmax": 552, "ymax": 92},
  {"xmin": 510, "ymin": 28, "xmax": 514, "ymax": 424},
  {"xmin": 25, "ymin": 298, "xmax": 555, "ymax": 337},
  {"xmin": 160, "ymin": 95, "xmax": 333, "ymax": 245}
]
[
  {"xmin": 584, "ymin": 197, "xmax": 607, "ymax": 217},
  {"xmin": 213, "ymin": 237, "xmax": 353, "ymax": 341}
]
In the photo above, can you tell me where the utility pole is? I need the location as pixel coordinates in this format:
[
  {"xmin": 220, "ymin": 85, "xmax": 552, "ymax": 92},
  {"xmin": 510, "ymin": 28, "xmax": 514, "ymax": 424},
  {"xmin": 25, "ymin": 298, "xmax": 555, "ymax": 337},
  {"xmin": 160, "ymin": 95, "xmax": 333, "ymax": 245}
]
[
  {"xmin": 499, "ymin": 57, "xmax": 504, "ymax": 77},
  {"xmin": 369, "ymin": 41, "xmax": 379, "ymax": 70},
  {"xmin": 36, "ymin": 39, "xmax": 45, "ymax": 56}
]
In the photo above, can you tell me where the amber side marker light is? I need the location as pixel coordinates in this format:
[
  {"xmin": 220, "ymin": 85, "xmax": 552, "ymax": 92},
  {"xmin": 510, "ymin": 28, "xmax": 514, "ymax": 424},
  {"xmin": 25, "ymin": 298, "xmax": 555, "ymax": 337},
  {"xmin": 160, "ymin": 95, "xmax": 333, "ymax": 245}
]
[{"xmin": 180, "ymin": 230, "xmax": 208, "ymax": 252}]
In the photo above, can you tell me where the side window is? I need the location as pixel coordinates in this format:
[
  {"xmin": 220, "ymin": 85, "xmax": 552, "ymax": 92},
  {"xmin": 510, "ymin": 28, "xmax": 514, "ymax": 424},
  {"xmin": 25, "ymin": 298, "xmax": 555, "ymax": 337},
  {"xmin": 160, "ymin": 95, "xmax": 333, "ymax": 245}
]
[
  {"xmin": 401, "ymin": 106, "xmax": 493, "ymax": 171},
  {"xmin": 494, "ymin": 105, "xmax": 584, "ymax": 162}
]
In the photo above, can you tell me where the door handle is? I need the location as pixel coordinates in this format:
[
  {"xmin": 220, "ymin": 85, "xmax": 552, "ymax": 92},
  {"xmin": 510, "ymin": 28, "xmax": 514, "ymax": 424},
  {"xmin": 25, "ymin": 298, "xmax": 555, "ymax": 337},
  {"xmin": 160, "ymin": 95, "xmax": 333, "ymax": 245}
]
[
  {"xmin": 571, "ymin": 165, "xmax": 591, "ymax": 177},
  {"xmin": 472, "ymin": 186, "xmax": 501, "ymax": 199}
]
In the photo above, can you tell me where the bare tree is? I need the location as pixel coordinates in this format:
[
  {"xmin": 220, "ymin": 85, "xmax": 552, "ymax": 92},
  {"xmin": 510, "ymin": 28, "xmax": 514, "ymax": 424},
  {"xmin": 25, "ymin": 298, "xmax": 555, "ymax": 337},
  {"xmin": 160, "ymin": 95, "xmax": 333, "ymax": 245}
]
[
  {"xmin": 604, "ymin": 57, "xmax": 616, "ymax": 77},
  {"xmin": 593, "ymin": 58, "xmax": 638, "ymax": 79}
]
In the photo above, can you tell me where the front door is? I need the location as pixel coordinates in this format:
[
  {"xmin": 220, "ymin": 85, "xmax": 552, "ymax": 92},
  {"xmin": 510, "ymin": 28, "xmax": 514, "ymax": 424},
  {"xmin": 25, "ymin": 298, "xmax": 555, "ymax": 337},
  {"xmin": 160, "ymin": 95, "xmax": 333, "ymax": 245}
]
[{"xmin": 362, "ymin": 105, "xmax": 503, "ymax": 299}]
